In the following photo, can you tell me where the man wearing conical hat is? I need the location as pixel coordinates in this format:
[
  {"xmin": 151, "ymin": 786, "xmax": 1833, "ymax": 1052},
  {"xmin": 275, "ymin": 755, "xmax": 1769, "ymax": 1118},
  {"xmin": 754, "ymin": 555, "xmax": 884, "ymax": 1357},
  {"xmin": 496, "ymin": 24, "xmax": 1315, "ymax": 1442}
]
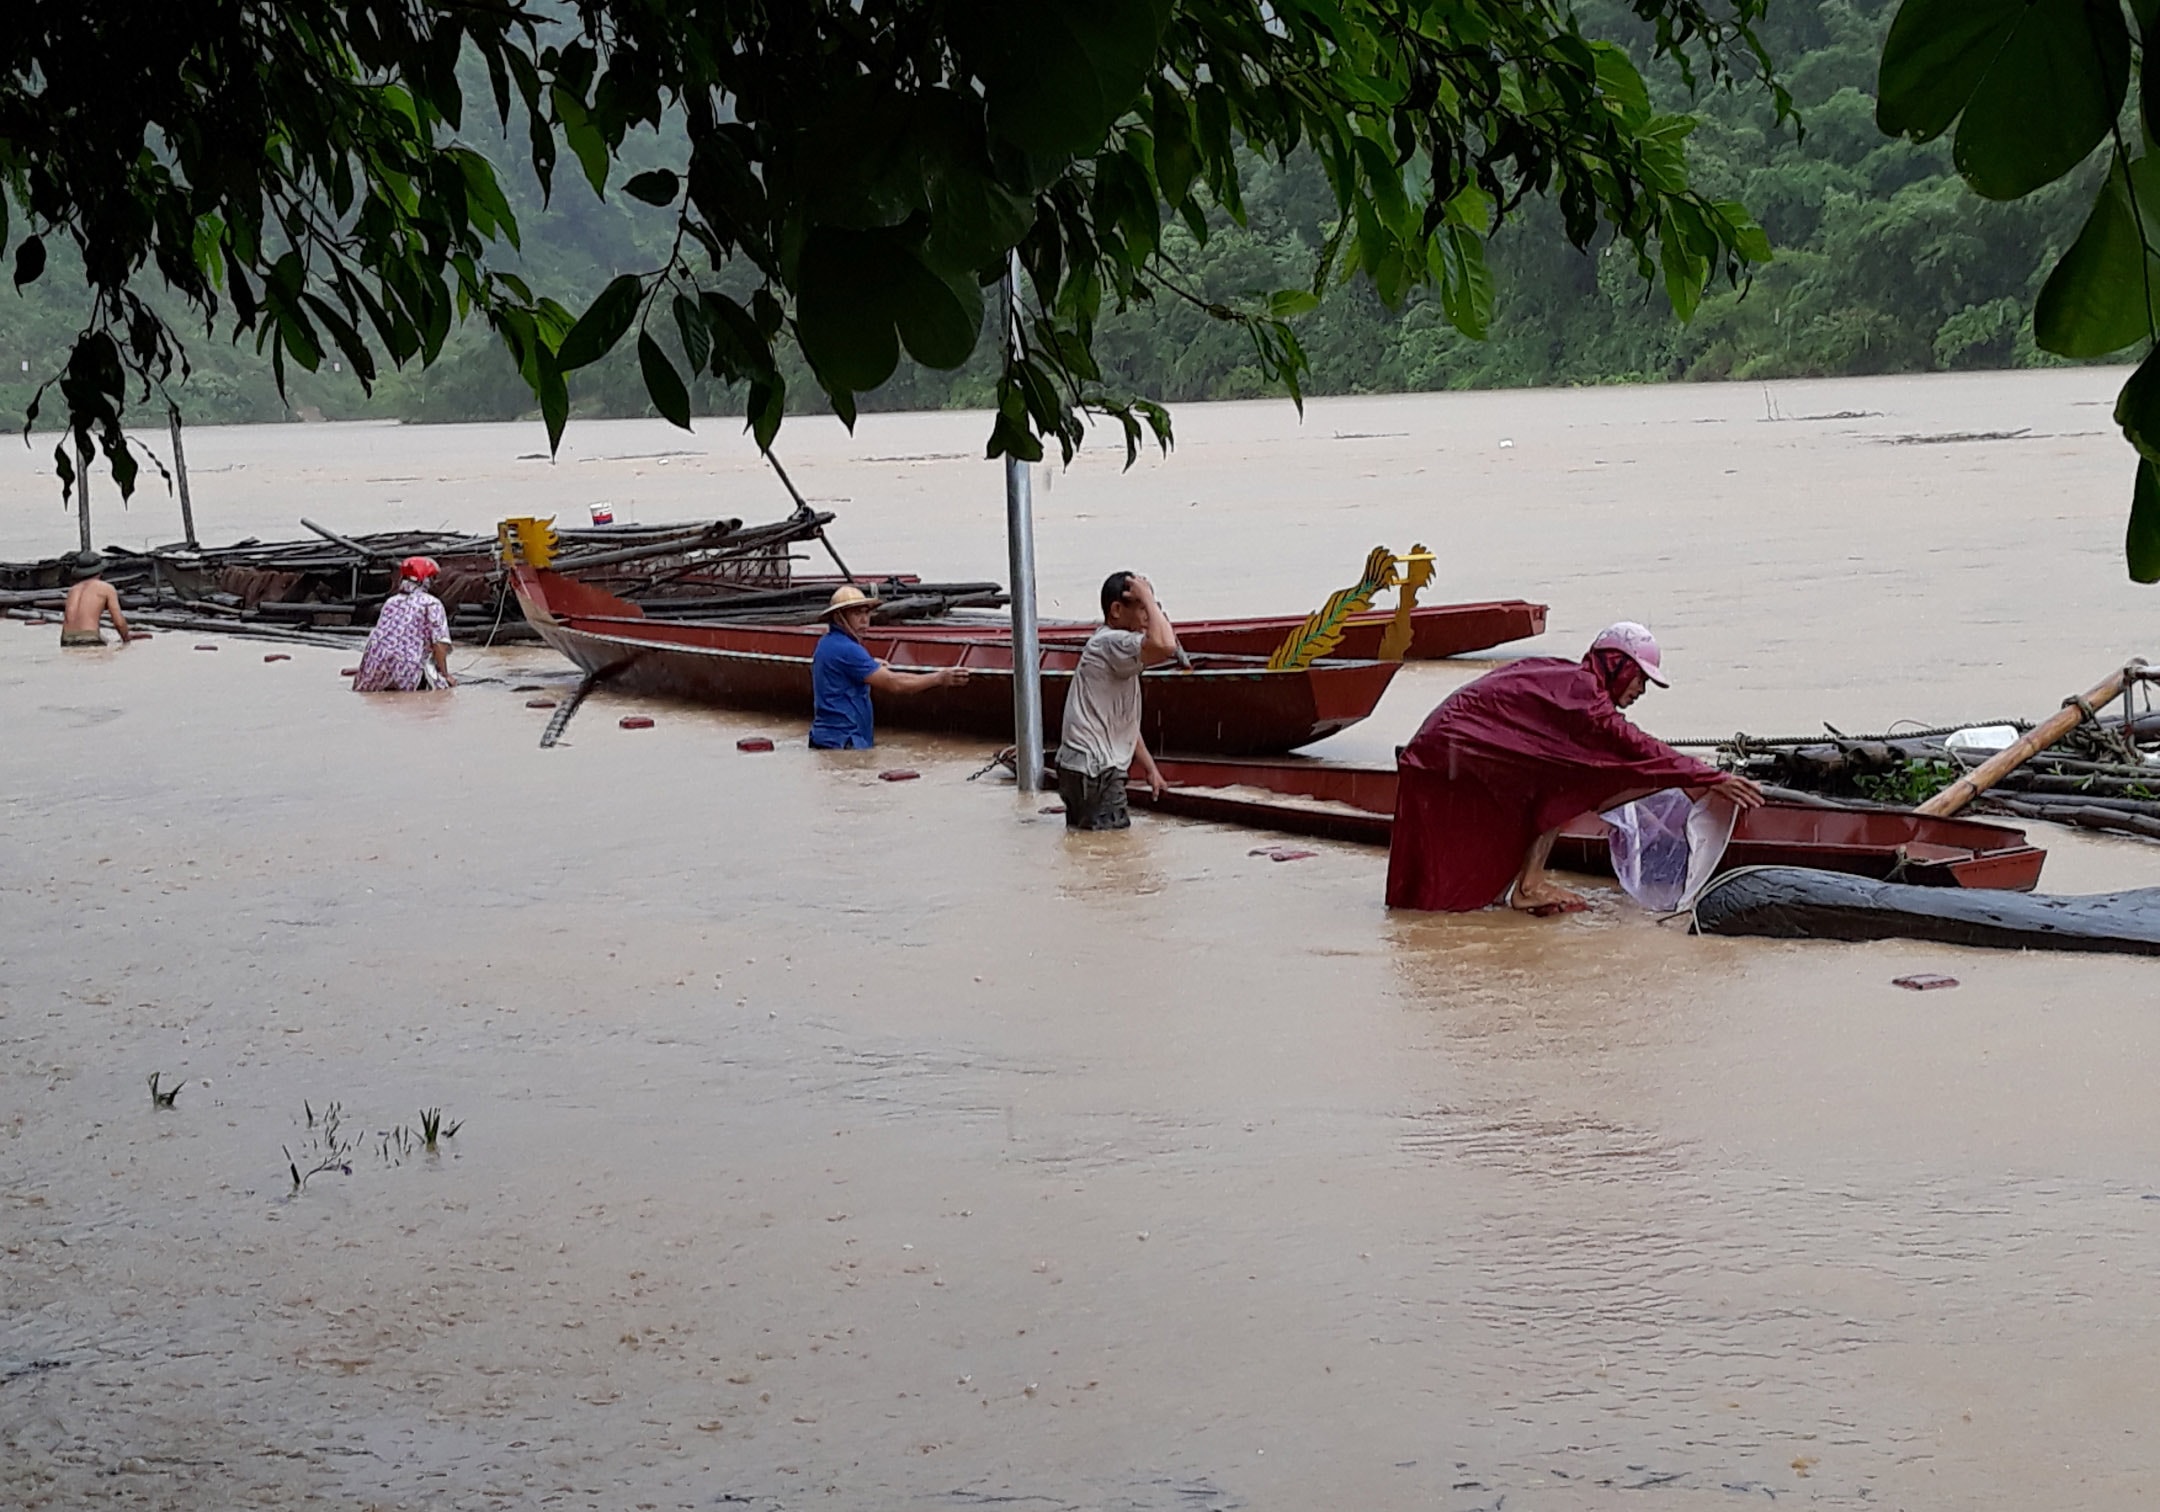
[
  {"xmin": 1386, "ymin": 621, "xmax": 1764, "ymax": 913},
  {"xmin": 60, "ymin": 551, "xmax": 133, "ymax": 647},
  {"xmin": 808, "ymin": 585, "xmax": 970, "ymax": 749}
]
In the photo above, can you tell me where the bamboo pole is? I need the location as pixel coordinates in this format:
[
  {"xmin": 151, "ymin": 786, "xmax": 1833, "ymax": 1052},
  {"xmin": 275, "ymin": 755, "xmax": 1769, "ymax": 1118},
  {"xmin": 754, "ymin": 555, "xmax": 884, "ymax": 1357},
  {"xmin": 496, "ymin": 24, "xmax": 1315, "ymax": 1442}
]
[
  {"xmin": 167, "ymin": 402, "xmax": 198, "ymax": 548},
  {"xmin": 75, "ymin": 434, "xmax": 92, "ymax": 553},
  {"xmin": 1918, "ymin": 660, "xmax": 2149, "ymax": 818}
]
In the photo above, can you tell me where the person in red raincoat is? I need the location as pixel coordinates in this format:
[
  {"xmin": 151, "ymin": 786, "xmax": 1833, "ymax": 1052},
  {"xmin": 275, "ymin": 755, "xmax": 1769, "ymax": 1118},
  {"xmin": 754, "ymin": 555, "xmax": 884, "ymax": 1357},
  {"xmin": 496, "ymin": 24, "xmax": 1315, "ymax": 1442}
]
[{"xmin": 1386, "ymin": 622, "xmax": 1764, "ymax": 913}]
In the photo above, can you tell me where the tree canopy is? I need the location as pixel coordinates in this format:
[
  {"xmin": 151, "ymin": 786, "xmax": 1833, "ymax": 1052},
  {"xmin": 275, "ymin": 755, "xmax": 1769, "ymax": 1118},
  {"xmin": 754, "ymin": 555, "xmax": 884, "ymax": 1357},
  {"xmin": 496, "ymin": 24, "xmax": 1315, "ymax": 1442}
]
[
  {"xmin": 1876, "ymin": 0, "xmax": 2160, "ymax": 579},
  {"xmin": 3, "ymin": 0, "xmax": 1780, "ymax": 502}
]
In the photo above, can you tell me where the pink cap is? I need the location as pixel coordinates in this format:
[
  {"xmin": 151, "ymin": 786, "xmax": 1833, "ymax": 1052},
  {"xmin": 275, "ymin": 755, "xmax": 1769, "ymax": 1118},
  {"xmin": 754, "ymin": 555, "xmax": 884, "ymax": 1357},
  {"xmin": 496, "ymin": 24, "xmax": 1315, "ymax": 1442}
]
[{"xmin": 1588, "ymin": 621, "xmax": 1668, "ymax": 687}]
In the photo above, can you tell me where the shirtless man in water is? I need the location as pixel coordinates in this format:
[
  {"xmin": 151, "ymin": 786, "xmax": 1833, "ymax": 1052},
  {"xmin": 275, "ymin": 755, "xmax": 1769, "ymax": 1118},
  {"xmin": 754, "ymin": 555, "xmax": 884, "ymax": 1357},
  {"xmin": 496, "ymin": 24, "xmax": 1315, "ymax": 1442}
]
[{"xmin": 60, "ymin": 552, "xmax": 133, "ymax": 647}]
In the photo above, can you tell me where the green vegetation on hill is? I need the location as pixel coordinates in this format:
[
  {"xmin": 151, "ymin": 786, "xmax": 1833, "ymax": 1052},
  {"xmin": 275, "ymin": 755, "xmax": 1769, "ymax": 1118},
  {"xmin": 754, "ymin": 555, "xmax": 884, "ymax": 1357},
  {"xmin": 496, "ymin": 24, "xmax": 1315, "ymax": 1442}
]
[{"xmin": 0, "ymin": 0, "xmax": 2089, "ymax": 443}]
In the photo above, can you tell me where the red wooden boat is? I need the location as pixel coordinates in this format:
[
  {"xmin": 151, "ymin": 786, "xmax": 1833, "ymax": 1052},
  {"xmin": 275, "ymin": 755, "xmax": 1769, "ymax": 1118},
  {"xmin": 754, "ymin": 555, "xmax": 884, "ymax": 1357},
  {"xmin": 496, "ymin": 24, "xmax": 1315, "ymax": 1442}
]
[
  {"xmin": 510, "ymin": 567, "xmax": 1402, "ymax": 754},
  {"xmin": 1129, "ymin": 755, "xmax": 2046, "ymax": 890},
  {"xmin": 909, "ymin": 598, "xmax": 1548, "ymax": 660}
]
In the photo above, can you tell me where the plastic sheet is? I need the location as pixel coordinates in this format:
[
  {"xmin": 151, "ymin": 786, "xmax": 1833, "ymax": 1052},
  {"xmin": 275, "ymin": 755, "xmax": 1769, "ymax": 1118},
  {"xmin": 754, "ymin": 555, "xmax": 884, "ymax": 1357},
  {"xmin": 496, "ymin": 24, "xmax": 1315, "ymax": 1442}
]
[{"xmin": 1601, "ymin": 789, "xmax": 1738, "ymax": 912}]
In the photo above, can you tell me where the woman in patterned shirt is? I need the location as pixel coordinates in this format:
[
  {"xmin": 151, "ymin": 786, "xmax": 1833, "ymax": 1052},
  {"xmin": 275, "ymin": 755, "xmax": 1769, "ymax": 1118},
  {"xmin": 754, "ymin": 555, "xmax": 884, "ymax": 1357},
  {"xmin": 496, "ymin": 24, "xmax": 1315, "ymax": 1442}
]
[{"xmin": 352, "ymin": 556, "xmax": 455, "ymax": 691}]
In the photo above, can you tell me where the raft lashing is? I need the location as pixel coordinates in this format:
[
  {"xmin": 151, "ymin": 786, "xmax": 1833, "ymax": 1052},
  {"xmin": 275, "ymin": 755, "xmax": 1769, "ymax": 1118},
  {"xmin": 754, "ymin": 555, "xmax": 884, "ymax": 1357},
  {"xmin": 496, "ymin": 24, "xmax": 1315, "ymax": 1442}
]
[{"xmin": 1676, "ymin": 668, "xmax": 2160, "ymax": 847}]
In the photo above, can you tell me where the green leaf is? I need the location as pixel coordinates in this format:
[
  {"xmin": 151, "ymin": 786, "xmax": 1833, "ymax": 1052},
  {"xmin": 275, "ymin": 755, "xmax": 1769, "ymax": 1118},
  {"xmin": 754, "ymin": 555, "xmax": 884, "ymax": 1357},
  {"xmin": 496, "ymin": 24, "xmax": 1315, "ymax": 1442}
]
[
  {"xmin": 2035, "ymin": 156, "xmax": 2160, "ymax": 357},
  {"xmin": 962, "ymin": 0, "xmax": 1171, "ymax": 158},
  {"xmin": 557, "ymin": 273, "xmax": 642, "ymax": 372},
  {"xmin": 544, "ymin": 360, "xmax": 570, "ymax": 455},
  {"xmin": 1715, "ymin": 201, "xmax": 1773, "ymax": 265},
  {"xmin": 1952, "ymin": 0, "xmax": 2127, "ymax": 199},
  {"xmin": 892, "ymin": 256, "xmax": 984, "ymax": 370},
  {"xmin": 1151, "ymin": 82, "xmax": 1199, "ymax": 208},
  {"xmin": 1591, "ymin": 43, "xmax": 1650, "ymax": 126},
  {"xmin": 1877, "ymin": 0, "xmax": 2024, "ymax": 142},
  {"xmin": 456, "ymin": 149, "xmax": 520, "ymax": 250},
  {"xmin": 796, "ymin": 229, "xmax": 902, "ymax": 392},
  {"xmin": 1266, "ymin": 289, "xmax": 1321, "ymax": 318},
  {"xmin": 638, "ymin": 332, "xmax": 692, "ymax": 430},
  {"xmin": 552, "ymin": 85, "xmax": 610, "ymax": 196},
  {"xmin": 924, "ymin": 160, "xmax": 1034, "ymax": 273},
  {"xmin": 672, "ymin": 293, "xmax": 713, "ymax": 374},
  {"xmin": 2113, "ymin": 343, "xmax": 2160, "ymax": 462},
  {"xmin": 1434, "ymin": 225, "xmax": 1493, "ymax": 339},
  {"xmin": 14, "ymin": 234, "xmax": 44, "ymax": 288},
  {"xmin": 2131, "ymin": 458, "xmax": 2160, "ymax": 583},
  {"xmin": 700, "ymin": 290, "xmax": 774, "ymax": 381},
  {"xmin": 1353, "ymin": 134, "xmax": 1414, "ymax": 240},
  {"xmin": 1659, "ymin": 229, "xmax": 1703, "ymax": 322},
  {"xmin": 747, "ymin": 377, "xmax": 785, "ymax": 452},
  {"xmin": 622, "ymin": 169, "xmax": 680, "ymax": 206}
]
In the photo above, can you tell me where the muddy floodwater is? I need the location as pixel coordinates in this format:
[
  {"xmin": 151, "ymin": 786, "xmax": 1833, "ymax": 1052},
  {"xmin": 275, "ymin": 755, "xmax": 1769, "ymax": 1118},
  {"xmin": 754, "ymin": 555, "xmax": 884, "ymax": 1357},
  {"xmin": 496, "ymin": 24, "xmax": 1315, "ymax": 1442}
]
[{"xmin": 8, "ymin": 369, "xmax": 2160, "ymax": 1510}]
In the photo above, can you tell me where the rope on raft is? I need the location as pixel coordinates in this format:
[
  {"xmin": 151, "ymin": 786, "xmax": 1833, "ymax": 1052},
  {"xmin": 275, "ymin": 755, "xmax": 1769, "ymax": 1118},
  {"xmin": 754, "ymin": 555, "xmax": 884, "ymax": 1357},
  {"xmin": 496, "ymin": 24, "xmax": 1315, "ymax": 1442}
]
[{"xmin": 1668, "ymin": 720, "xmax": 2038, "ymax": 750}]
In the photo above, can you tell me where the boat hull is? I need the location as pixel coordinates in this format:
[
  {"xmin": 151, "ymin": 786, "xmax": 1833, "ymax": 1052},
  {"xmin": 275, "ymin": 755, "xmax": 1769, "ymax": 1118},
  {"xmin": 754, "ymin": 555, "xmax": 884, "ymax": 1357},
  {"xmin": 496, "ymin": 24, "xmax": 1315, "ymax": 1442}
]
[
  {"xmin": 1128, "ymin": 756, "xmax": 2045, "ymax": 890},
  {"xmin": 513, "ymin": 568, "xmax": 1401, "ymax": 755},
  {"xmin": 915, "ymin": 599, "xmax": 1547, "ymax": 660}
]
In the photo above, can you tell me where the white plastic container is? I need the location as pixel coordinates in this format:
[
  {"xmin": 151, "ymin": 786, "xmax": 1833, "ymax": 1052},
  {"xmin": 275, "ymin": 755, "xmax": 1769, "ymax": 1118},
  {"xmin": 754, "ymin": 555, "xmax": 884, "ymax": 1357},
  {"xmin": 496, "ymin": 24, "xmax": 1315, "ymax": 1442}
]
[{"xmin": 1944, "ymin": 725, "xmax": 2020, "ymax": 765}]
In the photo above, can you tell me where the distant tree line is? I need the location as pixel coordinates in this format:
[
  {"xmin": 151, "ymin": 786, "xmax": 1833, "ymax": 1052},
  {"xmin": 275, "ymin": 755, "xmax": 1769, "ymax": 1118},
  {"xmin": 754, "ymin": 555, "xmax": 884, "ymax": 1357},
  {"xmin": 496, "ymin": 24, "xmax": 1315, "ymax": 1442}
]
[{"xmin": 0, "ymin": 0, "xmax": 2088, "ymax": 444}]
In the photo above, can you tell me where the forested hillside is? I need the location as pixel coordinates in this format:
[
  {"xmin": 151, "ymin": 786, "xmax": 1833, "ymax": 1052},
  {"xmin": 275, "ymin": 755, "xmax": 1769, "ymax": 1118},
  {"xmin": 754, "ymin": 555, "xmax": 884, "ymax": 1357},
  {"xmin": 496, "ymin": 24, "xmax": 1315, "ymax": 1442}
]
[{"xmin": 0, "ymin": 0, "xmax": 2098, "ymax": 438}]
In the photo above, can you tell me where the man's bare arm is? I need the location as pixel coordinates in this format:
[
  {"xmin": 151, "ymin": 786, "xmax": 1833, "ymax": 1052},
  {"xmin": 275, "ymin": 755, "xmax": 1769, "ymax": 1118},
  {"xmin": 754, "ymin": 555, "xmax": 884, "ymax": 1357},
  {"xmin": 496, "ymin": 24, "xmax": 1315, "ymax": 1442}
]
[
  {"xmin": 867, "ymin": 663, "xmax": 969, "ymax": 695},
  {"xmin": 1130, "ymin": 577, "xmax": 1178, "ymax": 667},
  {"xmin": 101, "ymin": 583, "xmax": 132, "ymax": 639},
  {"xmin": 1132, "ymin": 732, "xmax": 1166, "ymax": 797}
]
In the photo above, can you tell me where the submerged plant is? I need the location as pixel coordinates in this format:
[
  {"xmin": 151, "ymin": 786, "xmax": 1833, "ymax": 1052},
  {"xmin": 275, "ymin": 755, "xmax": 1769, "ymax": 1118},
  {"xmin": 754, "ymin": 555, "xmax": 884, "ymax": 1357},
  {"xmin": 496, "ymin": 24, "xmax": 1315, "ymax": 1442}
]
[
  {"xmin": 146, "ymin": 1072, "xmax": 183, "ymax": 1109},
  {"xmin": 285, "ymin": 1099, "xmax": 465, "ymax": 1188},
  {"xmin": 284, "ymin": 1100, "xmax": 355, "ymax": 1194},
  {"xmin": 417, "ymin": 1108, "xmax": 462, "ymax": 1153}
]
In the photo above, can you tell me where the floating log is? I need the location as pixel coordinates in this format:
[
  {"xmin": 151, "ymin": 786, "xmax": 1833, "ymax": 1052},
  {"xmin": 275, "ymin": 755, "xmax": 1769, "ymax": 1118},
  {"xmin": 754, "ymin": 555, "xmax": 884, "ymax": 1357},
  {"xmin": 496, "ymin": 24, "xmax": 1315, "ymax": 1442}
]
[
  {"xmin": 1984, "ymin": 799, "xmax": 2160, "ymax": 842},
  {"xmin": 1695, "ymin": 866, "xmax": 2160, "ymax": 956}
]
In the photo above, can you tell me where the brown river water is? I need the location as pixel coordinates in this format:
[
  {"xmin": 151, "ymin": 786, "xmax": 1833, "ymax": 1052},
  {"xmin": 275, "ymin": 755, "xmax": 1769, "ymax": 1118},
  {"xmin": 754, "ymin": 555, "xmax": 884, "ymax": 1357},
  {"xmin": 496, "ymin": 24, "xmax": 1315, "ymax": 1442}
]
[{"xmin": 6, "ymin": 368, "xmax": 2160, "ymax": 1509}]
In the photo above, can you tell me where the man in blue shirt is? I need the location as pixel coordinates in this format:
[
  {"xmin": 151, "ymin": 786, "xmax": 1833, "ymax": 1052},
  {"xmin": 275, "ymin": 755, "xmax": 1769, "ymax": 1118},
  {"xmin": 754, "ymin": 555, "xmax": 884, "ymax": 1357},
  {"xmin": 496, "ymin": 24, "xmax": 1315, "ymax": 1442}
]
[{"xmin": 809, "ymin": 585, "xmax": 970, "ymax": 748}]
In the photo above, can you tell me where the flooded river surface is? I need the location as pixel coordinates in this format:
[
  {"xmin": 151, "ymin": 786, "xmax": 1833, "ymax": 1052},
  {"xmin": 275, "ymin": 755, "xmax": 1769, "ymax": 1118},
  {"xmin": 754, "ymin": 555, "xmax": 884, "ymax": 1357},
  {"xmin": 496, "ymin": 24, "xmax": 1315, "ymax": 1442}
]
[{"xmin": 6, "ymin": 369, "xmax": 2160, "ymax": 1509}]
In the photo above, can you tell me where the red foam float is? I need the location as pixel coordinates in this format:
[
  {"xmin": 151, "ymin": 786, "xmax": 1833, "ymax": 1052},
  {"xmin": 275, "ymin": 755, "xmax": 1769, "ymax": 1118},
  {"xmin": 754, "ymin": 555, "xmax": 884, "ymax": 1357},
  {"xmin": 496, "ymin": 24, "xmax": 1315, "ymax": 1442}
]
[
  {"xmin": 619, "ymin": 715, "xmax": 655, "ymax": 729},
  {"xmin": 263, "ymin": 653, "xmax": 291, "ymax": 663},
  {"xmin": 526, "ymin": 698, "xmax": 558, "ymax": 709},
  {"xmin": 736, "ymin": 736, "xmax": 775, "ymax": 752},
  {"xmin": 879, "ymin": 769, "xmax": 921, "ymax": 782}
]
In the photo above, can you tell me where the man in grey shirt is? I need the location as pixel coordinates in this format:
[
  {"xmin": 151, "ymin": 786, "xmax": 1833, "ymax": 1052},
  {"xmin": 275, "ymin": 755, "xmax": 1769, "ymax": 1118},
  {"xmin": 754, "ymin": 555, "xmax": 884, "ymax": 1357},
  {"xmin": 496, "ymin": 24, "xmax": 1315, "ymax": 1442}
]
[{"xmin": 1055, "ymin": 570, "xmax": 1180, "ymax": 829}]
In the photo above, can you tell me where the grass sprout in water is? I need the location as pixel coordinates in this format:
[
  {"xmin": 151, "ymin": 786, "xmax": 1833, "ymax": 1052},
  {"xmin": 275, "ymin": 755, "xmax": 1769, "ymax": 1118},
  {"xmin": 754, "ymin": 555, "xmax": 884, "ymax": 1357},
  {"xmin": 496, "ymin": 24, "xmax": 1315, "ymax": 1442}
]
[
  {"xmin": 286, "ymin": 1100, "xmax": 468, "ymax": 1190},
  {"xmin": 284, "ymin": 1100, "xmax": 355, "ymax": 1193},
  {"xmin": 146, "ymin": 1072, "xmax": 183, "ymax": 1109},
  {"xmin": 418, "ymin": 1107, "xmax": 461, "ymax": 1151},
  {"xmin": 377, "ymin": 1109, "xmax": 463, "ymax": 1167}
]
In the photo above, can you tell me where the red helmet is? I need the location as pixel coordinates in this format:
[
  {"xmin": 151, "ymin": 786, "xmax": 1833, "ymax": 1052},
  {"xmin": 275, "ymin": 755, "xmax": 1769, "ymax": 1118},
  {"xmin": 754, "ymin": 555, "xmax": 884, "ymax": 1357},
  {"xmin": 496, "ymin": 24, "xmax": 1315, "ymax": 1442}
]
[{"xmin": 400, "ymin": 556, "xmax": 441, "ymax": 581}]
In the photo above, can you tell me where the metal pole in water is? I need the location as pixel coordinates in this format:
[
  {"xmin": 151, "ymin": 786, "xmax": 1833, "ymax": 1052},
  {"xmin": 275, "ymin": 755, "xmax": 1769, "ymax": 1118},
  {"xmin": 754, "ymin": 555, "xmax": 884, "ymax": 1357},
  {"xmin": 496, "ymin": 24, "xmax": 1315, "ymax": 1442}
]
[
  {"xmin": 1002, "ymin": 253, "xmax": 1045, "ymax": 792},
  {"xmin": 75, "ymin": 434, "xmax": 92, "ymax": 553},
  {"xmin": 168, "ymin": 402, "xmax": 198, "ymax": 548}
]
